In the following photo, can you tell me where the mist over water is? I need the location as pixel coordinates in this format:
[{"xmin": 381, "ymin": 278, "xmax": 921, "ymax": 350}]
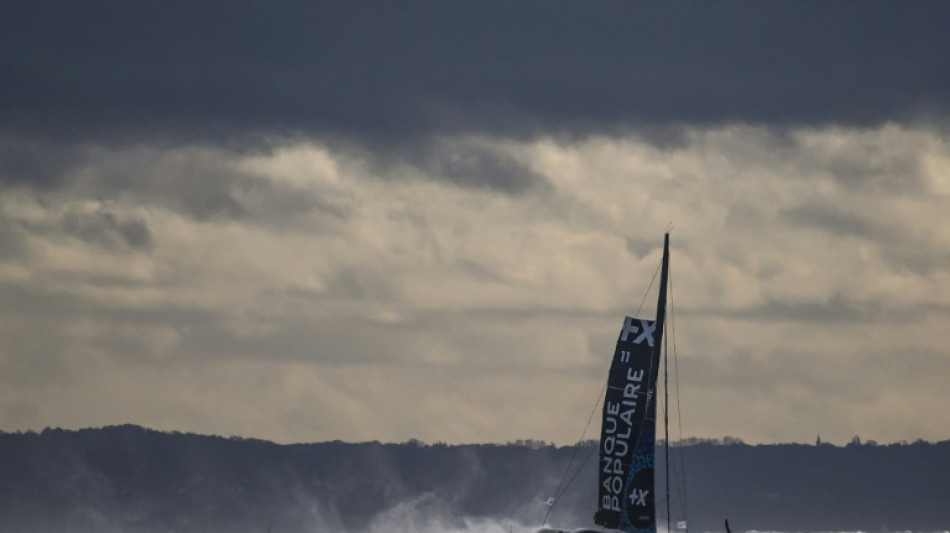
[
  {"xmin": 14, "ymin": 489, "xmax": 950, "ymax": 533},
  {"xmin": 358, "ymin": 494, "xmax": 535, "ymax": 533},
  {"xmin": 354, "ymin": 490, "xmax": 575, "ymax": 533},
  {"xmin": 280, "ymin": 493, "xmax": 948, "ymax": 533}
]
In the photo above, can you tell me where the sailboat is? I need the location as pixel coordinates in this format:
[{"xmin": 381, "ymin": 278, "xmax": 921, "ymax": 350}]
[{"xmin": 538, "ymin": 233, "xmax": 672, "ymax": 533}]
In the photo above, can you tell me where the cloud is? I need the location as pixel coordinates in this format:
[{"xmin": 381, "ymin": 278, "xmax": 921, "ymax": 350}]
[
  {"xmin": 3, "ymin": 0, "xmax": 950, "ymax": 452},
  {"xmin": 3, "ymin": 1, "xmax": 949, "ymax": 151},
  {"xmin": 783, "ymin": 204, "xmax": 894, "ymax": 243},
  {"xmin": 395, "ymin": 138, "xmax": 550, "ymax": 195},
  {"xmin": 5, "ymin": 2, "xmax": 949, "ymax": 200},
  {"xmin": 59, "ymin": 208, "xmax": 152, "ymax": 252},
  {"xmin": 0, "ymin": 206, "xmax": 26, "ymax": 259},
  {"xmin": 1, "ymin": 123, "xmax": 948, "ymax": 447},
  {"xmin": 0, "ymin": 135, "xmax": 87, "ymax": 188}
]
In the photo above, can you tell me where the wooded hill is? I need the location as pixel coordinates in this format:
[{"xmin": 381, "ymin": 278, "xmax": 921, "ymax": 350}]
[{"xmin": 1, "ymin": 425, "xmax": 947, "ymax": 532}]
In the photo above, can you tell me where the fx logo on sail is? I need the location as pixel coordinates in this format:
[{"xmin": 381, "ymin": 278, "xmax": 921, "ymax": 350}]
[
  {"xmin": 620, "ymin": 317, "xmax": 655, "ymax": 346},
  {"xmin": 629, "ymin": 488, "xmax": 650, "ymax": 506}
]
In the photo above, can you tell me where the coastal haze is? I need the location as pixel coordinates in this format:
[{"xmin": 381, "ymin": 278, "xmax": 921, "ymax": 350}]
[{"xmin": 2, "ymin": 1, "xmax": 950, "ymax": 451}]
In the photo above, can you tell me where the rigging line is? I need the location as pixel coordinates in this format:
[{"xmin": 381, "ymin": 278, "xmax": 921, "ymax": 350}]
[
  {"xmin": 662, "ymin": 423, "xmax": 689, "ymax": 530},
  {"xmin": 559, "ymin": 438, "xmax": 599, "ymax": 502},
  {"xmin": 658, "ymin": 378, "xmax": 678, "ymax": 523},
  {"xmin": 541, "ymin": 382, "xmax": 605, "ymax": 527},
  {"xmin": 636, "ymin": 253, "xmax": 663, "ymax": 319},
  {"xmin": 662, "ymin": 271, "xmax": 686, "ymax": 528},
  {"xmin": 670, "ymin": 258, "xmax": 689, "ymax": 528},
  {"xmin": 658, "ymin": 250, "xmax": 688, "ymax": 531},
  {"xmin": 659, "ymin": 394, "xmax": 688, "ymax": 508}
]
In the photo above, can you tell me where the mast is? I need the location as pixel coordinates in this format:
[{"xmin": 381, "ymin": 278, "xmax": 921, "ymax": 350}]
[
  {"xmin": 659, "ymin": 234, "xmax": 671, "ymax": 533},
  {"xmin": 664, "ymin": 295, "xmax": 671, "ymax": 533},
  {"xmin": 654, "ymin": 233, "xmax": 670, "ymax": 374}
]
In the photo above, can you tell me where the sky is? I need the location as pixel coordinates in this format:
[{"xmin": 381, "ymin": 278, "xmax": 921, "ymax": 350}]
[{"xmin": 1, "ymin": 1, "xmax": 949, "ymax": 446}]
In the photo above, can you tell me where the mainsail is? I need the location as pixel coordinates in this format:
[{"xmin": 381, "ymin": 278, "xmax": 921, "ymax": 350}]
[{"xmin": 594, "ymin": 234, "xmax": 669, "ymax": 533}]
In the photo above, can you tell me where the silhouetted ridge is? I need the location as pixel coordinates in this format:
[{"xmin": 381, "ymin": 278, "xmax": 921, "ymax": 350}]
[{"xmin": 0, "ymin": 426, "xmax": 947, "ymax": 532}]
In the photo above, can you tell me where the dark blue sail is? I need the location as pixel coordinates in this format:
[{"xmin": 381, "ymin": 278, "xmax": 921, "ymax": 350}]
[{"xmin": 594, "ymin": 235, "xmax": 669, "ymax": 533}]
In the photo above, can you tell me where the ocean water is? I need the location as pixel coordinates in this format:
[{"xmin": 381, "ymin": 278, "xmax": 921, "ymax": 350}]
[
  {"xmin": 356, "ymin": 510, "xmax": 949, "ymax": 533},
  {"xmin": 362, "ymin": 523, "xmax": 949, "ymax": 533}
]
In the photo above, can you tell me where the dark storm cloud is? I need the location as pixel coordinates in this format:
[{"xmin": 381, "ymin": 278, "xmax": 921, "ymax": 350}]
[
  {"xmin": 782, "ymin": 204, "xmax": 896, "ymax": 243},
  {"xmin": 357, "ymin": 137, "xmax": 549, "ymax": 194},
  {"xmin": 175, "ymin": 319, "xmax": 412, "ymax": 366},
  {"xmin": 0, "ymin": 136, "xmax": 86, "ymax": 188},
  {"xmin": 417, "ymin": 143, "xmax": 545, "ymax": 194},
  {"xmin": 709, "ymin": 295, "xmax": 896, "ymax": 325},
  {"xmin": 624, "ymin": 236, "xmax": 665, "ymax": 260},
  {"xmin": 0, "ymin": 140, "xmax": 351, "ymax": 226},
  {"xmin": 3, "ymin": 1, "xmax": 949, "ymax": 151},
  {"xmin": 60, "ymin": 209, "xmax": 152, "ymax": 251},
  {"xmin": 0, "ymin": 205, "xmax": 27, "ymax": 260},
  {"xmin": 881, "ymin": 248, "xmax": 950, "ymax": 277},
  {"xmin": 782, "ymin": 203, "xmax": 950, "ymax": 276}
]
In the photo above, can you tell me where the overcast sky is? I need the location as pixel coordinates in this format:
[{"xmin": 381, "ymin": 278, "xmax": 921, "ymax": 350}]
[{"xmin": 2, "ymin": 1, "xmax": 949, "ymax": 445}]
